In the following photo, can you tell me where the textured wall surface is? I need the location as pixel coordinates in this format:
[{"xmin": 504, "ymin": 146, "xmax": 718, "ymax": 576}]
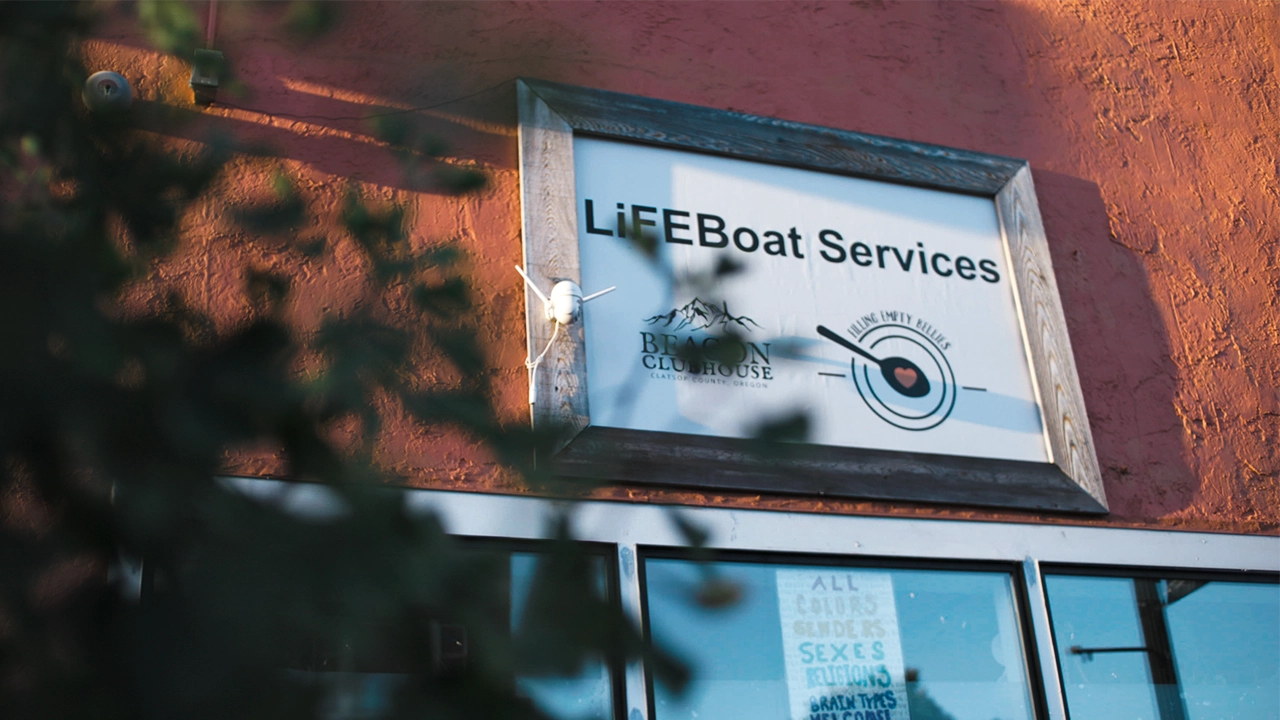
[{"xmin": 86, "ymin": 1, "xmax": 1279, "ymax": 533}]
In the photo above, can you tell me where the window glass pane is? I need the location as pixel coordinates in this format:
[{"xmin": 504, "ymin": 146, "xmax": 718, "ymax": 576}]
[
  {"xmin": 1167, "ymin": 581, "xmax": 1279, "ymax": 719},
  {"xmin": 1044, "ymin": 576, "xmax": 1160, "ymax": 719},
  {"xmin": 512, "ymin": 551, "xmax": 616, "ymax": 720},
  {"xmin": 191, "ymin": 546, "xmax": 619, "ymax": 720},
  {"xmin": 644, "ymin": 557, "xmax": 1035, "ymax": 720},
  {"xmin": 1045, "ymin": 573, "xmax": 1279, "ymax": 720}
]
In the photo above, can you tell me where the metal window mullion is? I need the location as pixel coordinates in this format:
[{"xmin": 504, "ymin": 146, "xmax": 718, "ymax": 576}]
[
  {"xmin": 1133, "ymin": 579, "xmax": 1189, "ymax": 720},
  {"xmin": 1023, "ymin": 557, "xmax": 1068, "ymax": 720},
  {"xmin": 617, "ymin": 543, "xmax": 649, "ymax": 720}
]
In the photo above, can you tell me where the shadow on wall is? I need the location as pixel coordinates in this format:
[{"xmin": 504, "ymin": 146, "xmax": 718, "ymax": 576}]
[
  {"xmin": 88, "ymin": 3, "xmax": 525, "ymax": 194},
  {"xmin": 89, "ymin": 1, "xmax": 1202, "ymax": 520},
  {"xmin": 124, "ymin": 81, "xmax": 517, "ymax": 196},
  {"xmin": 1032, "ymin": 170, "xmax": 1194, "ymax": 520}
]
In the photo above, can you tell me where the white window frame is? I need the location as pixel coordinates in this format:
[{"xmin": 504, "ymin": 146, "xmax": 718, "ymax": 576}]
[{"xmin": 222, "ymin": 478, "xmax": 1279, "ymax": 720}]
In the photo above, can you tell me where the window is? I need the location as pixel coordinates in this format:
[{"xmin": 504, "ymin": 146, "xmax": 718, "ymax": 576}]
[
  {"xmin": 1045, "ymin": 570, "xmax": 1279, "ymax": 720},
  {"xmin": 643, "ymin": 553, "xmax": 1039, "ymax": 720},
  {"xmin": 196, "ymin": 479, "xmax": 1278, "ymax": 720},
  {"xmin": 511, "ymin": 549, "xmax": 620, "ymax": 720},
  {"xmin": 139, "ymin": 530, "xmax": 621, "ymax": 720}
]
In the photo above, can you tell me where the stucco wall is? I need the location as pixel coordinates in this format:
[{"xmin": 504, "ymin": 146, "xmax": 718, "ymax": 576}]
[{"xmin": 86, "ymin": 1, "xmax": 1279, "ymax": 532}]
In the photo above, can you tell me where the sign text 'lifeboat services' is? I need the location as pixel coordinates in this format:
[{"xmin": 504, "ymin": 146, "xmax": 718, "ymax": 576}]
[{"xmin": 575, "ymin": 137, "xmax": 1048, "ymax": 463}]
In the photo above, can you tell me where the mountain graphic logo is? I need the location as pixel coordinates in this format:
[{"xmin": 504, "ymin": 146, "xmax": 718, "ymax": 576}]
[{"xmin": 644, "ymin": 298, "xmax": 761, "ymax": 332}]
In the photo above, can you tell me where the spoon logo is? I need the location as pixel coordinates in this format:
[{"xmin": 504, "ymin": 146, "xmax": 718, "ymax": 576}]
[{"xmin": 817, "ymin": 321, "xmax": 957, "ymax": 431}]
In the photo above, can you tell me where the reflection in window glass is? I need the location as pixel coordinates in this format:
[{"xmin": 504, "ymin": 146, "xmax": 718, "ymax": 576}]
[
  {"xmin": 1043, "ymin": 576, "xmax": 1160, "ymax": 719},
  {"xmin": 511, "ymin": 552, "xmax": 615, "ymax": 720},
  {"xmin": 644, "ymin": 558, "xmax": 1035, "ymax": 720},
  {"xmin": 1045, "ymin": 574, "xmax": 1279, "ymax": 720},
  {"xmin": 278, "ymin": 549, "xmax": 616, "ymax": 720}
]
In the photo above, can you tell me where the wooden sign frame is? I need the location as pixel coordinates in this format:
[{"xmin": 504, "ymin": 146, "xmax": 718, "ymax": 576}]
[{"xmin": 516, "ymin": 78, "xmax": 1106, "ymax": 514}]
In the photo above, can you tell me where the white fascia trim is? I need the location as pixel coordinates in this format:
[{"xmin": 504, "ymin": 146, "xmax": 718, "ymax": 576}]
[
  {"xmin": 404, "ymin": 488, "xmax": 1279, "ymax": 572},
  {"xmin": 219, "ymin": 478, "xmax": 1279, "ymax": 573}
]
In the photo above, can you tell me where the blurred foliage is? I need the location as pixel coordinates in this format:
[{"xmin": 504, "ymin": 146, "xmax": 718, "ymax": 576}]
[
  {"xmin": 0, "ymin": 3, "xmax": 689, "ymax": 719},
  {"xmin": 368, "ymin": 113, "xmax": 488, "ymax": 195},
  {"xmin": 136, "ymin": 0, "xmax": 201, "ymax": 57},
  {"xmin": 281, "ymin": 1, "xmax": 342, "ymax": 44}
]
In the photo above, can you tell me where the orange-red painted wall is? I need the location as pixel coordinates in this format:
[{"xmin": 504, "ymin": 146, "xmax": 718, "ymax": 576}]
[{"xmin": 86, "ymin": 1, "xmax": 1279, "ymax": 533}]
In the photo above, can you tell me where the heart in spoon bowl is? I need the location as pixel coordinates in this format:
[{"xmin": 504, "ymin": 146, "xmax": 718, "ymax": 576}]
[
  {"xmin": 894, "ymin": 366, "xmax": 918, "ymax": 388},
  {"xmin": 880, "ymin": 356, "xmax": 930, "ymax": 398}
]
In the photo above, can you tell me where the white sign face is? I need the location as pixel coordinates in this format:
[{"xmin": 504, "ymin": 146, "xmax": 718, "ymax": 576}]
[
  {"xmin": 776, "ymin": 569, "xmax": 909, "ymax": 720},
  {"xmin": 575, "ymin": 137, "xmax": 1048, "ymax": 463}
]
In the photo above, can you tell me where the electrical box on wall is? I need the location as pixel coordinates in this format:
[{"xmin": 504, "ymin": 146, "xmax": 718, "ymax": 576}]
[{"xmin": 190, "ymin": 48, "xmax": 223, "ymax": 105}]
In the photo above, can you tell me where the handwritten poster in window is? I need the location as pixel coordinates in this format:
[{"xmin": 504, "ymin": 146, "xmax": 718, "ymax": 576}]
[{"xmin": 776, "ymin": 569, "xmax": 910, "ymax": 720}]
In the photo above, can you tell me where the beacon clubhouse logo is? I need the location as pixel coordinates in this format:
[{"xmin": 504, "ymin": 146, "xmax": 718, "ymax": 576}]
[
  {"xmin": 817, "ymin": 312, "xmax": 956, "ymax": 431},
  {"xmin": 639, "ymin": 299, "xmax": 773, "ymax": 382}
]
